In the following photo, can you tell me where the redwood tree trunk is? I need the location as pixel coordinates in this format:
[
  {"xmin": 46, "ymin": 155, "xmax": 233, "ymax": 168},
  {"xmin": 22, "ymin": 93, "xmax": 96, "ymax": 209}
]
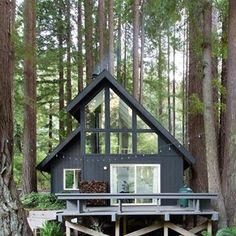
[
  {"xmin": 132, "ymin": 0, "xmax": 140, "ymax": 100},
  {"xmin": 66, "ymin": 0, "xmax": 72, "ymax": 135},
  {"xmin": 222, "ymin": 0, "xmax": 236, "ymax": 226},
  {"xmin": 108, "ymin": 0, "xmax": 114, "ymax": 75},
  {"xmin": 22, "ymin": 0, "xmax": 37, "ymax": 194},
  {"xmin": 57, "ymin": 0, "xmax": 65, "ymax": 141},
  {"xmin": 0, "ymin": 1, "xmax": 33, "ymax": 234},
  {"xmin": 202, "ymin": 0, "xmax": 227, "ymax": 227},
  {"xmin": 77, "ymin": 0, "xmax": 83, "ymax": 92},
  {"xmin": 84, "ymin": 0, "xmax": 93, "ymax": 84},
  {"xmin": 98, "ymin": 0, "xmax": 105, "ymax": 70},
  {"xmin": 188, "ymin": 2, "xmax": 208, "ymax": 193}
]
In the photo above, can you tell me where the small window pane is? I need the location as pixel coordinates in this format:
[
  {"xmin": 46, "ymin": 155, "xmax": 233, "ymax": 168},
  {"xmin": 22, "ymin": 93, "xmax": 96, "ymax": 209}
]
[
  {"xmin": 137, "ymin": 133, "xmax": 158, "ymax": 154},
  {"xmin": 110, "ymin": 132, "xmax": 132, "ymax": 154},
  {"xmin": 110, "ymin": 89, "xmax": 132, "ymax": 129},
  {"xmin": 85, "ymin": 132, "xmax": 105, "ymax": 154},
  {"xmin": 85, "ymin": 90, "xmax": 105, "ymax": 128},
  {"xmin": 137, "ymin": 115, "xmax": 150, "ymax": 129},
  {"xmin": 64, "ymin": 169, "xmax": 81, "ymax": 190}
]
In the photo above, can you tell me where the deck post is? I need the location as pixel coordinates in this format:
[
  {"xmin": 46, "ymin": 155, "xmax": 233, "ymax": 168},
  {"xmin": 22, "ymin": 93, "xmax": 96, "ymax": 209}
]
[
  {"xmin": 207, "ymin": 220, "xmax": 212, "ymax": 234},
  {"xmin": 115, "ymin": 217, "xmax": 120, "ymax": 236},
  {"xmin": 66, "ymin": 226, "xmax": 71, "ymax": 236},
  {"xmin": 164, "ymin": 223, "xmax": 168, "ymax": 236}
]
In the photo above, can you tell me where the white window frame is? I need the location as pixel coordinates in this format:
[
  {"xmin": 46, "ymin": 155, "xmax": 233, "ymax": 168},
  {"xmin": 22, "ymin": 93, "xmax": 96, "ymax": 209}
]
[
  {"xmin": 110, "ymin": 164, "xmax": 161, "ymax": 205},
  {"xmin": 63, "ymin": 169, "xmax": 81, "ymax": 190}
]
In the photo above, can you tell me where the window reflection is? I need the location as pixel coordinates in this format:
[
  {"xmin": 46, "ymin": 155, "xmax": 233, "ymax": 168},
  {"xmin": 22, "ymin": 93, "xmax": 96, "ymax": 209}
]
[
  {"xmin": 137, "ymin": 132, "xmax": 158, "ymax": 154},
  {"xmin": 110, "ymin": 89, "xmax": 132, "ymax": 129},
  {"xmin": 110, "ymin": 132, "xmax": 132, "ymax": 154},
  {"xmin": 85, "ymin": 132, "xmax": 105, "ymax": 154},
  {"xmin": 85, "ymin": 90, "xmax": 105, "ymax": 129}
]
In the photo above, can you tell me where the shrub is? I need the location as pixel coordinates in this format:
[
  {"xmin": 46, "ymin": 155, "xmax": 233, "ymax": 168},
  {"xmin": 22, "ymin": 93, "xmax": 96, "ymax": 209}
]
[
  {"xmin": 40, "ymin": 221, "xmax": 63, "ymax": 236},
  {"xmin": 21, "ymin": 192, "xmax": 65, "ymax": 210}
]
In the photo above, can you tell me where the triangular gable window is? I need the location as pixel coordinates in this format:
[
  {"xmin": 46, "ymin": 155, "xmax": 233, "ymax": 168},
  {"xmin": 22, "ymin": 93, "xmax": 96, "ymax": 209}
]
[
  {"xmin": 136, "ymin": 114, "xmax": 151, "ymax": 130},
  {"xmin": 110, "ymin": 89, "xmax": 132, "ymax": 129},
  {"xmin": 85, "ymin": 89, "xmax": 105, "ymax": 129}
]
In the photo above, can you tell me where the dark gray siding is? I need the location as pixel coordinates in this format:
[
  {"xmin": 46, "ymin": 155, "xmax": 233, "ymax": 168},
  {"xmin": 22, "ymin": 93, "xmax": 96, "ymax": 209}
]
[
  {"xmin": 50, "ymin": 138, "xmax": 82, "ymax": 193},
  {"xmin": 50, "ymin": 134, "xmax": 184, "ymax": 194}
]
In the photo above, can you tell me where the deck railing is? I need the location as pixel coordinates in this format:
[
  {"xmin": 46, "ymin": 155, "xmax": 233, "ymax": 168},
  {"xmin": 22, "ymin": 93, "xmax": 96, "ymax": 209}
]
[{"xmin": 56, "ymin": 193, "xmax": 217, "ymax": 214}]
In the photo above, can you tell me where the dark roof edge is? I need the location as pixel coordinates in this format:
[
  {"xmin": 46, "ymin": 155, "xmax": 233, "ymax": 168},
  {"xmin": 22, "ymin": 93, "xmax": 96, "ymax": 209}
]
[
  {"xmin": 37, "ymin": 127, "xmax": 81, "ymax": 172},
  {"xmin": 66, "ymin": 70, "xmax": 108, "ymax": 114}
]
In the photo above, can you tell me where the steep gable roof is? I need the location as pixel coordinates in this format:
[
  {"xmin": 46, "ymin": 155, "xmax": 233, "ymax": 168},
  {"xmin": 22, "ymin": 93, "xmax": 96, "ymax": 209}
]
[
  {"xmin": 37, "ymin": 127, "xmax": 81, "ymax": 172},
  {"xmin": 66, "ymin": 69, "xmax": 195, "ymax": 166}
]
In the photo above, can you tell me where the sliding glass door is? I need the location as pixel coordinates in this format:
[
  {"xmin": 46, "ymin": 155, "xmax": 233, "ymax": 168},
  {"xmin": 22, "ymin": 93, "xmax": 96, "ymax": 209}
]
[{"xmin": 110, "ymin": 164, "xmax": 160, "ymax": 204}]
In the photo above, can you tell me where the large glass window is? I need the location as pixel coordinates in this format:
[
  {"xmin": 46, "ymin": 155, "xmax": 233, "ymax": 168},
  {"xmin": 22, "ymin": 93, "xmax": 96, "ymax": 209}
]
[
  {"xmin": 85, "ymin": 90, "xmax": 105, "ymax": 129},
  {"xmin": 110, "ymin": 164, "xmax": 160, "ymax": 204},
  {"xmin": 110, "ymin": 89, "xmax": 132, "ymax": 129},
  {"xmin": 137, "ymin": 132, "xmax": 158, "ymax": 154},
  {"xmin": 110, "ymin": 132, "xmax": 132, "ymax": 154},
  {"xmin": 85, "ymin": 132, "xmax": 105, "ymax": 154},
  {"xmin": 64, "ymin": 169, "xmax": 81, "ymax": 190},
  {"xmin": 137, "ymin": 114, "xmax": 150, "ymax": 129}
]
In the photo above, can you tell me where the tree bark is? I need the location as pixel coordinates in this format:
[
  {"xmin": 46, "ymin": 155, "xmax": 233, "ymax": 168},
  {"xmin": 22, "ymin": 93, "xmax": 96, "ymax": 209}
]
[
  {"xmin": 22, "ymin": 0, "xmax": 37, "ymax": 194},
  {"xmin": 65, "ymin": 0, "xmax": 72, "ymax": 135},
  {"xmin": 77, "ymin": 0, "xmax": 83, "ymax": 92},
  {"xmin": 188, "ymin": 2, "xmax": 208, "ymax": 193},
  {"xmin": 0, "ymin": 1, "xmax": 33, "ymax": 234},
  {"xmin": 57, "ymin": 0, "xmax": 65, "ymax": 141},
  {"xmin": 172, "ymin": 26, "xmax": 176, "ymax": 137},
  {"xmin": 222, "ymin": 0, "xmax": 236, "ymax": 226},
  {"xmin": 98, "ymin": 0, "xmax": 105, "ymax": 70},
  {"xmin": 108, "ymin": 0, "xmax": 114, "ymax": 75},
  {"xmin": 167, "ymin": 34, "xmax": 172, "ymax": 134},
  {"xmin": 84, "ymin": 0, "xmax": 93, "ymax": 83},
  {"xmin": 132, "ymin": 0, "xmax": 140, "ymax": 100},
  {"xmin": 139, "ymin": 1, "xmax": 145, "ymax": 104},
  {"xmin": 202, "ymin": 1, "xmax": 227, "ymax": 227},
  {"xmin": 219, "ymin": 13, "xmax": 227, "ymax": 175},
  {"xmin": 117, "ymin": 0, "xmax": 122, "ymax": 84}
]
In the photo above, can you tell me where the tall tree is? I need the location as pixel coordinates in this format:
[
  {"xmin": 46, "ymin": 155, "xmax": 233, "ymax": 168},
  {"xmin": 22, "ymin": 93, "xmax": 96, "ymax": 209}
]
[
  {"xmin": 132, "ymin": 0, "xmax": 140, "ymax": 100},
  {"xmin": 172, "ymin": 27, "xmax": 176, "ymax": 137},
  {"xmin": 77, "ymin": 0, "xmax": 83, "ymax": 92},
  {"xmin": 84, "ymin": 0, "xmax": 93, "ymax": 83},
  {"xmin": 0, "ymin": 1, "xmax": 33, "ymax": 234},
  {"xmin": 202, "ymin": 0, "xmax": 227, "ymax": 227},
  {"xmin": 57, "ymin": 0, "xmax": 65, "ymax": 141},
  {"xmin": 222, "ymin": 0, "xmax": 236, "ymax": 226},
  {"xmin": 65, "ymin": 0, "xmax": 72, "ymax": 135},
  {"xmin": 188, "ymin": 1, "xmax": 208, "ymax": 193},
  {"xmin": 139, "ymin": 0, "xmax": 145, "ymax": 104},
  {"xmin": 22, "ymin": 0, "xmax": 37, "ymax": 194},
  {"xmin": 117, "ymin": 0, "xmax": 122, "ymax": 83},
  {"xmin": 98, "ymin": 0, "xmax": 105, "ymax": 70},
  {"xmin": 108, "ymin": 0, "xmax": 114, "ymax": 75}
]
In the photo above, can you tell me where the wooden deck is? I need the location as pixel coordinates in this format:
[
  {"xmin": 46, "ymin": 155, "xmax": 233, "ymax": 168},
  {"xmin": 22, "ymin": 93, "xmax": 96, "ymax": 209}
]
[
  {"xmin": 56, "ymin": 193, "xmax": 218, "ymax": 236},
  {"xmin": 56, "ymin": 192, "xmax": 218, "ymax": 222}
]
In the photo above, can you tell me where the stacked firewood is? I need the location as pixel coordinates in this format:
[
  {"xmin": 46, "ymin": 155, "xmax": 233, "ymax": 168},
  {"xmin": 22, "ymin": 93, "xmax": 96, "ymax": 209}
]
[{"xmin": 79, "ymin": 180, "xmax": 108, "ymax": 206}]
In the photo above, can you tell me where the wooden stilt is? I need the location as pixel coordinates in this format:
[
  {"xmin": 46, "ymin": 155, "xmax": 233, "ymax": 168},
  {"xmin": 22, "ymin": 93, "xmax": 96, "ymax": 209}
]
[
  {"xmin": 207, "ymin": 220, "xmax": 212, "ymax": 235},
  {"xmin": 164, "ymin": 223, "xmax": 168, "ymax": 236},
  {"xmin": 115, "ymin": 217, "xmax": 120, "ymax": 236},
  {"xmin": 66, "ymin": 226, "xmax": 71, "ymax": 236}
]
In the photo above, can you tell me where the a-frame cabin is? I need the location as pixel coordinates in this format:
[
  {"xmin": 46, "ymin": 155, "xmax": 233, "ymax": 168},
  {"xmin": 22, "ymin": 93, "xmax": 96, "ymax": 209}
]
[{"xmin": 37, "ymin": 70, "xmax": 218, "ymax": 236}]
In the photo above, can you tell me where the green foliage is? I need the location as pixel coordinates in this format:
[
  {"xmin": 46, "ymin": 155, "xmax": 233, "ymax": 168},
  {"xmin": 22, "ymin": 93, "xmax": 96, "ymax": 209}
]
[
  {"xmin": 189, "ymin": 94, "xmax": 204, "ymax": 115},
  {"xmin": 216, "ymin": 227, "xmax": 236, "ymax": 236},
  {"xmin": 201, "ymin": 227, "xmax": 236, "ymax": 236},
  {"xmin": 40, "ymin": 221, "xmax": 63, "ymax": 236},
  {"xmin": 21, "ymin": 192, "xmax": 65, "ymax": 210}
]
